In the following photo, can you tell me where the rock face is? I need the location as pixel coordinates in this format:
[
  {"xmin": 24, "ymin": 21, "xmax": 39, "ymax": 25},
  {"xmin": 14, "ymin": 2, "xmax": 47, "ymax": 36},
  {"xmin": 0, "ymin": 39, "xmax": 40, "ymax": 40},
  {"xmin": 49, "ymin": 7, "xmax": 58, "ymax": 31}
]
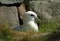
[
  {"xmin": 0, "ymin": 0, "xmax": 24, "ymax": 28},
  {"xmin": 0, "ymin": 0, "xmax": 23, "ymax": 4},
  {"xmin": 0, "ymin": 0, "xmax": 60, "ymax": 29},
  {"xmin": 29, "ymin": 1, "xmax": 60, "ymax": 22},
  {"xmin": 0, "ymin": 6, "xmax": 19, "ymax": 28},
  {"xmin": 50, "ymin": 0, "xmax": 60, "ymax": 2}
]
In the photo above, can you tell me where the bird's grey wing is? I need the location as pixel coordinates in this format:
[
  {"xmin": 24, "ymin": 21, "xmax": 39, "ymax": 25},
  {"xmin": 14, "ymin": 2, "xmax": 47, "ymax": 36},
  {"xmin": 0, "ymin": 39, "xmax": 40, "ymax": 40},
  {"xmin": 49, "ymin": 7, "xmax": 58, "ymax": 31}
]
[{"xmin": 11, "ymin": 26, "xmax": 25, "ymax": 31}]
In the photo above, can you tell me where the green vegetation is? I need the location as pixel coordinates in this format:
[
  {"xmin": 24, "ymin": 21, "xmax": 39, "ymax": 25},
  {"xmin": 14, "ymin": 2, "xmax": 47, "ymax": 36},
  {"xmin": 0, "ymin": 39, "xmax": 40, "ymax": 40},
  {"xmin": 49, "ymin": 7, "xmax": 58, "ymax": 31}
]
[
  {"xmin": 0, "ymin": 22, "xmax": 49, "ymax": 41},
  {"xmin": 39, "ymin": 17, "xmax": 60, "ymax": 32},
  {"xmin": 0, "ymin": 17, "xmax": 60, "ymax": 41},
  {"xmin": 39, "ymin": 21, "xmax": 57, "ymax": 32}
]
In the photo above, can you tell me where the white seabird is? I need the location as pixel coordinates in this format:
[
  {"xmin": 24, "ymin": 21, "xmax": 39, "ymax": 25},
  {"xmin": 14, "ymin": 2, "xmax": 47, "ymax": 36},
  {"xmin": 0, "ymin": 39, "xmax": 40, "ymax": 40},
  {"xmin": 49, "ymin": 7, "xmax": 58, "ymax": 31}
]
[{"xmin": 12, "ymin": 11, "xmax": 40, "ymax": 32}]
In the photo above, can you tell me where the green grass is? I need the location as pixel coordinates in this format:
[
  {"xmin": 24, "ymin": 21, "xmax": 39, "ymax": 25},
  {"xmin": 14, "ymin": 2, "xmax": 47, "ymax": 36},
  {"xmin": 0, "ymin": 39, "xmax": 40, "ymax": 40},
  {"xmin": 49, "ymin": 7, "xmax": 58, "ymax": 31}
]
[
  {"xmin": 0, "ymin": 22, "xmax": 48, "ymax": 41},
  {"xmin": 0, "ymin": 17, "xmax": 60, "ymax": 41},
  {"xmin": 39, "ymin": 17, "xmax": 60, "ymax": 32}
]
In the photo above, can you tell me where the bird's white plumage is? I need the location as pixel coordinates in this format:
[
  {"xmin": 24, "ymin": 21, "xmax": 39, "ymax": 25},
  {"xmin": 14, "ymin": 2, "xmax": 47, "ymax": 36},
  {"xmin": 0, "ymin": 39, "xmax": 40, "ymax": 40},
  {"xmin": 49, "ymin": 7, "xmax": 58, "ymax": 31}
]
[
  {"xmin": 23, "ymin": 11, "xmax": 38, "ymax": 32},
  {"xmin": 12, "ymin": 11, "xmax": 39, "ymax": 32}
]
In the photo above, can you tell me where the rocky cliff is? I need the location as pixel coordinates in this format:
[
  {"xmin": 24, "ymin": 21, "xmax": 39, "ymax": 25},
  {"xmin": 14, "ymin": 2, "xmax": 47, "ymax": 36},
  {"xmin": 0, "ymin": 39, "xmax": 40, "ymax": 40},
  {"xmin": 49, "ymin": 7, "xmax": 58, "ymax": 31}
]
[
  {"xmin": 29, "ymin": 0, "xmax": 60, "ymax": 22},
  {"xmin": 0, "ymin": 0, "xmax": 24, "ymax": 28},
  {"xmin": 0, "ymin": 0, "xmax": 60, "ymax": 29}
]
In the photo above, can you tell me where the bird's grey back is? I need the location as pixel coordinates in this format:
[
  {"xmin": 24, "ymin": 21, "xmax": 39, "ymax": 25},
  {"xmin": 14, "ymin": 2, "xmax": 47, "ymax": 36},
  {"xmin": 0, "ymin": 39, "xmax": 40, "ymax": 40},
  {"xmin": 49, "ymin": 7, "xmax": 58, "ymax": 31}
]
[{"xmin": 11, "ymin": 25, "xmax": 25, "ymax": 31}]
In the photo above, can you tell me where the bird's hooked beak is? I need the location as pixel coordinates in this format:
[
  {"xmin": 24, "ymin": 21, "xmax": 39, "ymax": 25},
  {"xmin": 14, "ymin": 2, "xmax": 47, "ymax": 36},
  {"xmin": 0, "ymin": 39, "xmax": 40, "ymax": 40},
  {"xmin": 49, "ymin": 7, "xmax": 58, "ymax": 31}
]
[{"xmin": 35, "ymin": 17, "xmax": 41, "ymax": 23}]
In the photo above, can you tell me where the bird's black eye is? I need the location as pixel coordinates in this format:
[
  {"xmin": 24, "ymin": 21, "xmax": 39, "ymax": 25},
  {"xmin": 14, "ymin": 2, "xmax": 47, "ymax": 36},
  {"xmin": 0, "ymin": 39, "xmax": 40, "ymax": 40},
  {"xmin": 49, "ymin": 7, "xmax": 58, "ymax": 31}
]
[{"xmin": 31, "ymin": 14, "xmax": 34, "ymax": 16}]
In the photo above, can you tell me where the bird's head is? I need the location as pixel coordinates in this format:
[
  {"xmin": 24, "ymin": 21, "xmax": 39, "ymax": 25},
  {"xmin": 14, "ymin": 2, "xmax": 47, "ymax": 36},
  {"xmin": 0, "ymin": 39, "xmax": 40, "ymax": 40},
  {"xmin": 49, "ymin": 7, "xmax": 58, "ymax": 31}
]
[{"xmin": 23, "ymin": 11, "xmax": 41, "ymax": 23}]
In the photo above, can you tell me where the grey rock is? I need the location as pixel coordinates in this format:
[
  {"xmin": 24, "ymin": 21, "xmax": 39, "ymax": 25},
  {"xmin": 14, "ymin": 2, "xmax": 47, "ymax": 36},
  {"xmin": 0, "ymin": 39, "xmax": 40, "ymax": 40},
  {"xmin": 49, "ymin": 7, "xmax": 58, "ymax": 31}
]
[
  {"xmin": 0, "ymin": 6, "xmax": 19, "ymax": 28},
  {"xmin": 0, "ymin": 0, "xmax": 23, "ymax": 4},
  {"xmin": 29, "ymin": 1, "xmax": 60, "ymax": 22},
  {"xmin": 50, "ymin": 0, "xmax": 60, "ymax": 2}
]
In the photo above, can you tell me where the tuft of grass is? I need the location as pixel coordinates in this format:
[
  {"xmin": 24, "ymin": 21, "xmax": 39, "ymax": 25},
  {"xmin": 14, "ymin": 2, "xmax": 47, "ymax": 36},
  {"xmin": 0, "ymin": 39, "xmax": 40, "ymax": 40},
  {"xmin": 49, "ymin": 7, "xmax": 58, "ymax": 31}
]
[
  {"xmin": 0, "ymin": 22, "xmax": 51, "ymax": 41},
  {"xmin": 39, "ymin": 18, "xmax": 60, "ymax": 33}
]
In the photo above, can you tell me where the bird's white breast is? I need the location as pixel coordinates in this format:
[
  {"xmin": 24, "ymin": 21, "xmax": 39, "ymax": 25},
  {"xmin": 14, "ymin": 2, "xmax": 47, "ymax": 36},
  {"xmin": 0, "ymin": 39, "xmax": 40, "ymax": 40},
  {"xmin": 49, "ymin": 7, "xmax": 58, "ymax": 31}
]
[{"xmin": 23, "ymin": 21, "xmax": 39, "ymax": 32}]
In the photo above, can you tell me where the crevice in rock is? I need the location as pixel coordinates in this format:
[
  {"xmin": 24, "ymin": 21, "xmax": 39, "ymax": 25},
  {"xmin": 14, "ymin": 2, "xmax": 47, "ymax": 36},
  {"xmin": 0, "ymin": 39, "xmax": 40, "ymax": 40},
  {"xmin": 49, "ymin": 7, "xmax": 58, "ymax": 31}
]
[{"xmin": 23, "ymin": 0, "xmax": 32, "ymax": 11}]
